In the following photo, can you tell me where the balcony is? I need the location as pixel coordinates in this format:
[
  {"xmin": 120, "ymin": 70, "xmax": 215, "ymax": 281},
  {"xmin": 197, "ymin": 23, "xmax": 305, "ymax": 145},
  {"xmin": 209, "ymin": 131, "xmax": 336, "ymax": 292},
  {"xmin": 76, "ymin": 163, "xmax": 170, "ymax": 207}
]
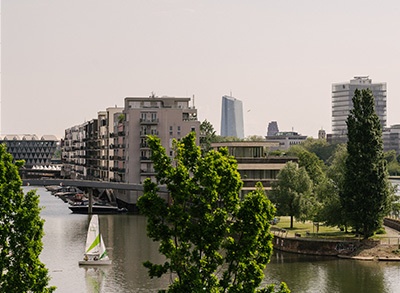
[
  {"xmin": 140, "ymin": 118, "xmax": 159, "ymax": 125},
  {"xmin": 140, "ymin": 130, "xmax": 159, "ymax": 137},
  {"xmin": 140, "ymin": 169, "xmax": 156, "ymax": 175}
]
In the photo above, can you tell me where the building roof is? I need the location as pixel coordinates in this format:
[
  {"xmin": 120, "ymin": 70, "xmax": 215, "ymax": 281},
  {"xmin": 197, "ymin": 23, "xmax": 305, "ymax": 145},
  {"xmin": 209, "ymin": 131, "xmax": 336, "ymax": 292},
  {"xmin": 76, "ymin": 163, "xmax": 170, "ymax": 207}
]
[
  {"xmin": 1, "ymin": 135, "xmax": 59, "ymax": 141},
  {"xmin": 211, "ymin": 141, "xmax": 280, "ymax": 148}
]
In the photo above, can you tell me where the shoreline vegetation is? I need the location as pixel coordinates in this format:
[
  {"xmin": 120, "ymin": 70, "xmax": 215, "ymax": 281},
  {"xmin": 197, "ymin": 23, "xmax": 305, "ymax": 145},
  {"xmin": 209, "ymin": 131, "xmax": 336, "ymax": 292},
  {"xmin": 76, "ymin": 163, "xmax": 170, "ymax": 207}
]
[{"xmin": 272, "ymin": 216, "xmax": 400, "ymax": 261}]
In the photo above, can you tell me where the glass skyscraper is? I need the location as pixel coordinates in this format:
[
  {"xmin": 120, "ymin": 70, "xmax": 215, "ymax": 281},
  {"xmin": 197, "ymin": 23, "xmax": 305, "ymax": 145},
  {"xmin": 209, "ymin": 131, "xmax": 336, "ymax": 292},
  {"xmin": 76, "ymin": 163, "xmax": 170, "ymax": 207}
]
[{"xmin": 220, "ymin": 95, "xmax": 244, "ymax": 138}]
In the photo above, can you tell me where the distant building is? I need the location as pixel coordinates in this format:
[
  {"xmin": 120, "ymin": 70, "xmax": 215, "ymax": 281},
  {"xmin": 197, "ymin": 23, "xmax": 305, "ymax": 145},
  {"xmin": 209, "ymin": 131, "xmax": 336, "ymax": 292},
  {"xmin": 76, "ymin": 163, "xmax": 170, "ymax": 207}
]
[
  {"xmin": 267, "ymin": 121, "xmax": 279, "ymax": 136},
  {"xmin": 383, "ymin": 125, "xmax": 400, "ymax": 155},
  {"xmin": 265, "ymin": 131, "xmax": 307, "ymax": 150},
  {"xmin": 318, "ymin": 129, "xmax": 326, "ymax": 140},
  {"xmin": 62, "ymin": 107, "xmax": 124, "ymax": 180},
  {"xmin": 211, "ymin": 141, "xmax": 297, "ymax": 195},
  {"xmin": 332, "ymin": 76, "xmax": 387, "ymax": 143},
  {"xmin": 1, "ymin": 134, "xmax": 60, "ymax": 178},
  {"xmin": 220, "ymin": 95, "xmax": 244, "ymax": 138},
  {"xmin": 99, "ymin": 107, "xmax": 124, "ymax": 182},
  {"xmin": 63, "ymin": 122, "xmax": 89, "ymax": 179}
]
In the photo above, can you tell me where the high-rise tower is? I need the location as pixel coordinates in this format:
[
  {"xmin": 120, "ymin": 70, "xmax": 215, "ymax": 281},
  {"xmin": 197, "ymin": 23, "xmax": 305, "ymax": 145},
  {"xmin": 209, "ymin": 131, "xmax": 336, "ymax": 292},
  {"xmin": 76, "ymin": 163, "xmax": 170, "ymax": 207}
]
[
  {"xmin": 332, "ymin": 76, "xmax": 386, "ymax": 143},
  {"xmin": 220, "ymin": 95, "xmax": 244, "ymax": 138},
  {"xmin": 267, "ymin": 121, "xmax": 279, "ymax": 136}
]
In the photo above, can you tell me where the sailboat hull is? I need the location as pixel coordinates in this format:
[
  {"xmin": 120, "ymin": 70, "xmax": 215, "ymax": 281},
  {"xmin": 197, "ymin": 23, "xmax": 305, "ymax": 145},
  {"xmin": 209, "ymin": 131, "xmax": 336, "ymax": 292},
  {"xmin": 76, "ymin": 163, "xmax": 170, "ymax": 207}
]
[{"xmin": 79, "ymin": 259, "xmax": 112, "ymax": 266}]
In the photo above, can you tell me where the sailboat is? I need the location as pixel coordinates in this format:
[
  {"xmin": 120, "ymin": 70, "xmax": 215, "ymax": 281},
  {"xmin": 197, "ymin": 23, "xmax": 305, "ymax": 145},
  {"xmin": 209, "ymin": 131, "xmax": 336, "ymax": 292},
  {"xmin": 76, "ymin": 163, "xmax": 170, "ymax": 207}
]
[{"xmin": 79, "ymin": 215, "xmax": 112, "ymax": 266}]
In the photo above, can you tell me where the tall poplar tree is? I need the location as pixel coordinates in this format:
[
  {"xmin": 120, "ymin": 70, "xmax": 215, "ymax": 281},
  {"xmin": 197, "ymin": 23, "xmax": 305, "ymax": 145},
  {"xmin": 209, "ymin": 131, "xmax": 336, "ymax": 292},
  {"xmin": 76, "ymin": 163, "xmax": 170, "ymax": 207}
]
[
  {"xmin": 138, "ymin": 132, "xmax": 290, "ymax": 293},
  {"xmin": 342, "ymin": 88, "xmax": 392, "ymax": 239},
  {"xmin": 0, "ymin": 144, "xmax": 55, "ymax": 292}
]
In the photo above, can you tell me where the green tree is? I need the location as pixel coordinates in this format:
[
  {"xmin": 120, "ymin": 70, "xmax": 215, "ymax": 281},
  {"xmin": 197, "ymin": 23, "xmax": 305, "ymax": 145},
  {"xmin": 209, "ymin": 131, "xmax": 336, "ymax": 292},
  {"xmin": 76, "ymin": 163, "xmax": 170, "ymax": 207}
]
[
  {"xmin": 0, "ymin": 144, "xmax": 55, "ymax": 292},
  {"xmin": 200, "ymin": 119, "xmax": 217, "ymax": 153},
  {"xmin": 384, "ymin": 150, "xmax": 400, "ymax": 176},
  {"xmin": 270, "ymin": 161, "xmax": 313, "ymax": 228},
  {"xmin": 245, "ymin": 135, "xmax": 266, "ymax": 141},
  {"xmin": 282, "ymin": 146, "xmax": 326, "ymax": 222},
  {"xmin": 342, "ymin": 89, "xmax": 393, "ymax": 238},
  {"xmin": 321, "ymin": 144, "xmax": 348, "ymax": 229},
  {"xmin": 300, "ymin": 137, "xmax": 338, "ymax": 164},
  {"xmin": 138, "ymin": 132, "xmax": 289, "ymax": 293},
  {"xmin": 288, "ymin": 146, "xmax": 326, "ymax": 186},
  {"xmin": 384, "ymin": 150, "xmax": 397, "ymax": 163}
]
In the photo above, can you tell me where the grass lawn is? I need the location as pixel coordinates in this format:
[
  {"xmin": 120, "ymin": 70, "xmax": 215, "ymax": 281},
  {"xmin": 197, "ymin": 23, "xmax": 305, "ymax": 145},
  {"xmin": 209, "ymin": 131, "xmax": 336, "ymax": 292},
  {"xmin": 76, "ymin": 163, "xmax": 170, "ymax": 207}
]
[
  {"xmin": 272, "ymin": 216, "xmax": 359, "ymax": 240},
  {"xmin": 271, "ymin": 216, "xmax": 394, "ymax": 241}
]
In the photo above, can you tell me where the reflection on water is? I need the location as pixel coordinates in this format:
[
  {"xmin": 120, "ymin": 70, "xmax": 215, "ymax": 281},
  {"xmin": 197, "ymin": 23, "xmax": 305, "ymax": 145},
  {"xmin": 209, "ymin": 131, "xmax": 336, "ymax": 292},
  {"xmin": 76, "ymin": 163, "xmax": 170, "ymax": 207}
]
[
  {"xmin": 34, "ymin": 186, "xmax": 169, "ymax": 293},
  {"xmin": 28, "ymin": 187, "xmax": 400, "ymax": 293}
]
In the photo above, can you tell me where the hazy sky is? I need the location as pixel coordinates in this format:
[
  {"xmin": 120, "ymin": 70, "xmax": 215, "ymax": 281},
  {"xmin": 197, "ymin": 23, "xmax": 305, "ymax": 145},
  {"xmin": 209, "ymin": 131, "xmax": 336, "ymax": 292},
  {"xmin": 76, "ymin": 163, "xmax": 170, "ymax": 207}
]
[{"xmin": 2, "ymin": 1, "xmax": 400, "ymax": 139}]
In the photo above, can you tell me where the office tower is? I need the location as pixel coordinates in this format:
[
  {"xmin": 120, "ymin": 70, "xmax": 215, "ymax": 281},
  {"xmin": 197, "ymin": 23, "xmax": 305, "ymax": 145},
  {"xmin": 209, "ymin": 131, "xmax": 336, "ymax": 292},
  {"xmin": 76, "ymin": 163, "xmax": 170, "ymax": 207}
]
[
  {"xmin": 332, "ymin": 76, "xmax": 387, "ymax": 143},
  {"xmin": 267, "ymin": 121, "xmax": 279, "ymax": 136},
  {"xmin": 220, "ymin": 95, "xmax": 244, "ymax": 138}
]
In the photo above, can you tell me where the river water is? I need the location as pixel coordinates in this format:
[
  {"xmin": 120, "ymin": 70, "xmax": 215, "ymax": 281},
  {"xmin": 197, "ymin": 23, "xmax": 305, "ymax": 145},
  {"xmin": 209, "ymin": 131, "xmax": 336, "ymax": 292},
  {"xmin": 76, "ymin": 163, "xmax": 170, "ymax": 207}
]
[{"xmin": 29, "ymin": 186, "xmax": 400, "ymax": 293}]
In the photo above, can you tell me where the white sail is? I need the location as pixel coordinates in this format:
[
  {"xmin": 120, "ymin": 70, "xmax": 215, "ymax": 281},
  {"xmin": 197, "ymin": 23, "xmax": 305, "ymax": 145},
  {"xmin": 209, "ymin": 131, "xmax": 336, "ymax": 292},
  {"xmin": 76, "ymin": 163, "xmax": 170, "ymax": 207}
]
[
  {"xmin": 85, "ymin": 215, "xmax": 101, "ymax": 255},
  {"xmin": 79, "ymin": 215, "xmax": 111, "ymax": 265}
]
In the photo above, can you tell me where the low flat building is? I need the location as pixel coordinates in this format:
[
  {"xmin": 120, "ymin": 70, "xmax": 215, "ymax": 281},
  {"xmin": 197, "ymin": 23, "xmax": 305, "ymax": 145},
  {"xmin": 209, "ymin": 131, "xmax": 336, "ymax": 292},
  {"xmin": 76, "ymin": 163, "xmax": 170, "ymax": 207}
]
[
  {"xmin": 383, "ymin": 125, "xmax": 400, "ymax": 155},
  {"xmin": 265, "ymin": 131, "xmax": 307, "ymax": 150},
  {"xmin": 211, "ymin": 141, "xmax": 297, "ymax": 196}
]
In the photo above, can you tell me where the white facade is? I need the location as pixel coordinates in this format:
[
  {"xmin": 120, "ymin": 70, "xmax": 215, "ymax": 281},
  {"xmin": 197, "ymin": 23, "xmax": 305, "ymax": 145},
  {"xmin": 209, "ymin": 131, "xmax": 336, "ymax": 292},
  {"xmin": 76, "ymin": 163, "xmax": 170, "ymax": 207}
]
[
  {"xmin": 332, "ymin": 76, "xmax": 387, "ymax": 143},
  {"xmin": 265, "ymin": 131, "xmax": 307, "ymax": 150}
]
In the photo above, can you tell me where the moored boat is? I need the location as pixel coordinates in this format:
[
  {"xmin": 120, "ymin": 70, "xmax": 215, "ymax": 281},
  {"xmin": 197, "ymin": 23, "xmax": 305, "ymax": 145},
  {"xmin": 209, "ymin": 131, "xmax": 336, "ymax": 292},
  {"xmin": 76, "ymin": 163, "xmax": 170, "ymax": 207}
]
[{"xmin": 68, "ymin": 202, "xmax": 126, "ymax": 214}]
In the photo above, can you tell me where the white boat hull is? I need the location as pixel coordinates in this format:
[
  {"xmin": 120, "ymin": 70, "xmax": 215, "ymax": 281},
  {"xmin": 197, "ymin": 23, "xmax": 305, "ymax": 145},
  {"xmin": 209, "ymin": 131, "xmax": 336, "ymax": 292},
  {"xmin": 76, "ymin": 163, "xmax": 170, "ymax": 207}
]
[{"xmin": 79, "ymin": 259, "xmax": 112, "ymax": 266}]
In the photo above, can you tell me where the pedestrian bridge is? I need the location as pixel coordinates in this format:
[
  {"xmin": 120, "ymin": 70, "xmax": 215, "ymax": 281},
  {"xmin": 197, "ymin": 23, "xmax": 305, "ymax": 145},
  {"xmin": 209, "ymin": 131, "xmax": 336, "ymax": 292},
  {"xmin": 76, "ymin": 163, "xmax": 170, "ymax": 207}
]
[{"xmin": 23, "ymin": 178, "xmax": 168, "ymax": 192}]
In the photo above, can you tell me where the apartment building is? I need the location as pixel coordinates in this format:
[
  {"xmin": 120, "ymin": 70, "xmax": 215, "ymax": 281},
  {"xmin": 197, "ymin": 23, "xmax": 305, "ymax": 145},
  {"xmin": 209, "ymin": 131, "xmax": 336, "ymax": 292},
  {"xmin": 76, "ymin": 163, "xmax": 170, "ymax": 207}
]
[
  {"xmin": 62, "ymin": 107, "xmax": 124, "ymax": 180},
  {"xmin": 63, "ymin": 123, "xmax": 87, "ymax": 179},
  {"xmin": 111, "ymin": 111, "xmax": 126, "ymax": 182},
  {"xmin": 123, "ymin": 95, "xmax": 200, "ymax": 184}
]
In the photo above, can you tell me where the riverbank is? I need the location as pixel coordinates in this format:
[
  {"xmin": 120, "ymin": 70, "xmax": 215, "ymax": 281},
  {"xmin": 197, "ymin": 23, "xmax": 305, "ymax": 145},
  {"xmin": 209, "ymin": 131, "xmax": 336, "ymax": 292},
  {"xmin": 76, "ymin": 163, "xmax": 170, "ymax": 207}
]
[
  {"xmin": 272, "ymin": 218, "xmax": 400, "ymax": 261},
  {"xmin": 341, "ymin": 225, "xmax": 400, "ymax": 261},
  {"xmin": 340, "ymin": 242, "xmax": 400, "ymax": 261}
]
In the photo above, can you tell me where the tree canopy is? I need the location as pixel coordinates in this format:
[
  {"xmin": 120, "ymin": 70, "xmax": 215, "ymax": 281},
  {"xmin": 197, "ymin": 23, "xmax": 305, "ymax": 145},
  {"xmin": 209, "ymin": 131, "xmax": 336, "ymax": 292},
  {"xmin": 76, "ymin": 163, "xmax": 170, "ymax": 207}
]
[
  {"xmin": 341, "ymin": 89, "xmax": 393, "ymax": 238},
  {"xmin": 0, "ymin": 144, "xmax": 55, "ymax": 292},
  {"xmin": 138, "ymin": 132, "xmax": 290, "ymax": 293},
  {"xmin": 270, "ymin": 161, "xmax": 313, "ymax": 229},
  {"xmin": 200, "ymin": 119, "xmax": 217, "ymax": 153}
]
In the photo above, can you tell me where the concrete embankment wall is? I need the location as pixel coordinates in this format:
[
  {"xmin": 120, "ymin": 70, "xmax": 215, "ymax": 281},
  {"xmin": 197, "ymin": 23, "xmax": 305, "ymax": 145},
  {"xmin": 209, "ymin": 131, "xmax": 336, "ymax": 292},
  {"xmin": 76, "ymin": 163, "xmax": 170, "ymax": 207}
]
[
  {"xmin": 384, "ymin": 218, "xmax": 400, "ymax": 231},
  {"xmin": 272, "ymin": 235, "xmax": 372, "ymax": 256}
]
